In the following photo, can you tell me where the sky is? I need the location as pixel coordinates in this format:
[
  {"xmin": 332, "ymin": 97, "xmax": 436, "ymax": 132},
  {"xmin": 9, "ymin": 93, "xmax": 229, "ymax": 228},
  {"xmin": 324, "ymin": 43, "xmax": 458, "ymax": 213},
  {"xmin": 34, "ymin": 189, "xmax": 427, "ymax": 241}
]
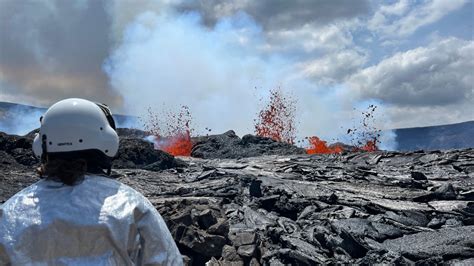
[{"xmin": 0, "ymin": 0, "xmax": 473, "ymax": 142}]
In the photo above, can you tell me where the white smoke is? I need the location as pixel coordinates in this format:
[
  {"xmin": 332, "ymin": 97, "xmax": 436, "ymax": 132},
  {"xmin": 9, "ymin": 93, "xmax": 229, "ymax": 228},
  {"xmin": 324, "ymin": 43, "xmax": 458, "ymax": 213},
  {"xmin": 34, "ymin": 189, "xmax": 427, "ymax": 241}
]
[
  {"xmin": 0, "ymin": 105, "xmax": 43, "ymax": 136},
  {"xmin": 0, "ymin": 103, "xmax": 140, "ymax": 136},
  {"xmin": 105, "ymin": 11, "xmax": 281, "ymax": 134},
  {"xmin": 104, "ymin": 9, "xmax": 398, "ymax": 149}
]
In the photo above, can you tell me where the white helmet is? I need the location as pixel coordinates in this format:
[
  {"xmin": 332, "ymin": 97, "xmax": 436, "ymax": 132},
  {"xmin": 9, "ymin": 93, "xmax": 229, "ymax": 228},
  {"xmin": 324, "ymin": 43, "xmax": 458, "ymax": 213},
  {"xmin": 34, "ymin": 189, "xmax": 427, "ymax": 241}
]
[{"xmin": 33, "ymin": 98, "xmax": 119, "ymax": 160}]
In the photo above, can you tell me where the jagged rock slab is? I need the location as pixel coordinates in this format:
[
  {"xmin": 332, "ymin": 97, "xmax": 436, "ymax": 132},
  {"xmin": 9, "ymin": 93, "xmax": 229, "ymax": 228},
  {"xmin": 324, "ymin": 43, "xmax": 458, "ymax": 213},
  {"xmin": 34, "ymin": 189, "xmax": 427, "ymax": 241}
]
[{"xmin": 382, "ymin": 226, "xmax": 474, "ymax": 260}]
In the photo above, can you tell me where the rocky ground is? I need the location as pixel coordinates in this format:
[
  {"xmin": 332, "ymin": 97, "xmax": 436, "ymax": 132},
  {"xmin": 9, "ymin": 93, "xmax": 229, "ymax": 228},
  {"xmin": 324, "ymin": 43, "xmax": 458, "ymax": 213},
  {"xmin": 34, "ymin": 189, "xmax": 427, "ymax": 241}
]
[{"xmin": 1, "ymin": 130, "xmax": 473, "ymax": 265}]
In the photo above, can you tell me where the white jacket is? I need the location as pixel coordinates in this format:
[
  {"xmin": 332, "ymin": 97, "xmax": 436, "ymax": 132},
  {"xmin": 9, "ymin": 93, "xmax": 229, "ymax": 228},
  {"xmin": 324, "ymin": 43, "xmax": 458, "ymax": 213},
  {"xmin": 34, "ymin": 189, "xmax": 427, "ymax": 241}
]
[{"xmin": 0, "ymin": 175, "xmax": 183, "ymax": 265}]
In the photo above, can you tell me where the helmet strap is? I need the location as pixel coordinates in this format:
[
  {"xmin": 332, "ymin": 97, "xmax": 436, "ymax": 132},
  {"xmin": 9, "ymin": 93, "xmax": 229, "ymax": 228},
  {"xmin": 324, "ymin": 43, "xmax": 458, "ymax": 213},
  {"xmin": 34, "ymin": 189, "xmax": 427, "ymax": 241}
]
[{"xmin": 41, "ymin": 134, "xmax": 48, "ymax": 164}]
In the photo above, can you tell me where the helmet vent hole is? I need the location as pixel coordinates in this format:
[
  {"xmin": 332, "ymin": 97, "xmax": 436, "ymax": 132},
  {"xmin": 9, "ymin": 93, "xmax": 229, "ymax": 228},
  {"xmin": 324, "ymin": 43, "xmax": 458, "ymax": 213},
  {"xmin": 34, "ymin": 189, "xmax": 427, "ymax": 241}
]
[
  {"xmin": 49, "ymin": 141, "xmax": 52, "ymax": 145},
  {"xmin": 105, "ymin": 150, "xmax": 109, "ymax": 153},
  {"xmin": 100, "ymin": 127, "xmax": 103, "ymax": 131},
  {"xmin": 79, "ymin": 139, "xmax": 83, "ymax": 143}
]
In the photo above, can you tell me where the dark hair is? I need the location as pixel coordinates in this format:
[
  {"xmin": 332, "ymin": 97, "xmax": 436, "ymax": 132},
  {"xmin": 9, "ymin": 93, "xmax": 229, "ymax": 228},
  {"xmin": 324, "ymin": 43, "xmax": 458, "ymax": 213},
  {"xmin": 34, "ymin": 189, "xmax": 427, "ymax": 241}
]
[{"xmin": 37, "ymin": 150, "xmax": 112, "ymax": 185}]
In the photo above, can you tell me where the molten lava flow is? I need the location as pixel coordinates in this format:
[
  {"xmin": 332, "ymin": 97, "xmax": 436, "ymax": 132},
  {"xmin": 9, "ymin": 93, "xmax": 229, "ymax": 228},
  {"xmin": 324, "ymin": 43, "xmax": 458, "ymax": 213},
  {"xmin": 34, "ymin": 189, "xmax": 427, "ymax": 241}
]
[
  {"xmin": 306, "ymin": 136, "xmax": 343, "ymax": 154},
  {"xmin": 359, "ymin": 139, "xmax": 378, "ymax": 152},
  {"xmin": 254, "ymin": 89, "xmax": 296, "ymax": 144},
  {"xmin": 143, "ymin": 105, "xmax": 193, "ymax": 156}
]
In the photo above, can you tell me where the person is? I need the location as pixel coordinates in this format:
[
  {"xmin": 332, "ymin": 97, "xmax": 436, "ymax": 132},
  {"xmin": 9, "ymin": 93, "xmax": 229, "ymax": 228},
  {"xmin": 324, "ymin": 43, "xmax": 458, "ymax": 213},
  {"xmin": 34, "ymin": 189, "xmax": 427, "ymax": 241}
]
[{"xmin": 0, "ymin": 98, "xmax": 183, "ymax": 265}]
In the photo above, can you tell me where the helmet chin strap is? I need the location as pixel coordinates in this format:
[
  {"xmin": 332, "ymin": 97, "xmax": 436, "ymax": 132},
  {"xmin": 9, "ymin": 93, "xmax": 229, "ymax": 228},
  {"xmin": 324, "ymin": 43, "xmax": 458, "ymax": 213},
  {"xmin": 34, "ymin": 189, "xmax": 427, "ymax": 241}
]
[
  {"xmin": 95, "ymin": 102, "xmax": 116, "ymax": 176},
  {"xmin": 41, "ymin": 134, "xmax": 48, "ymax": 164},
  {"xmin": 95, "ymin": 102, "xmax": 116, "ymax": 130}
]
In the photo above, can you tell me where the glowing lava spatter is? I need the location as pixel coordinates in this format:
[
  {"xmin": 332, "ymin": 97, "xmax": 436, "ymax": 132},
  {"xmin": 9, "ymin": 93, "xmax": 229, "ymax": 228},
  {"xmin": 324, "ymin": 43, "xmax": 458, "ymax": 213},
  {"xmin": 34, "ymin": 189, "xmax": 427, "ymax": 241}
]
[
  {"xmin": 306, "ymin": 137, "xmax": 343, "ymax": 154},
  {"xmin": 347, "ymin": 104, "xmax": 380, "ymax": 152},
  {"xmin": 359, "ymin": 139, "xmax": 378, "ymax": 152},
  {"xmin": 143, "ymin": 105, "xmax": 193, "ymax": 156},
  {"xmin": 151, "ymin": 132, "xmax": 193, "ymax": 156},
  {"xmin": 254, "ymin": 89, "xmax": 297, "ymax": 144},
  {"xmin": 305, "ymin": 105, "xmax": 381, "ymax": 154}
]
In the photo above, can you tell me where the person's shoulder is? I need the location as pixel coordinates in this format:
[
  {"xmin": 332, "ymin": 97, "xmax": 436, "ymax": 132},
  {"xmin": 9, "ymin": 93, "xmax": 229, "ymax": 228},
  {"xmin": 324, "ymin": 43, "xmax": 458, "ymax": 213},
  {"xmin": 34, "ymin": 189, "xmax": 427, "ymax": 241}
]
[
  {"xmin": 88, "ymin": 176, "xmax": 157, "ymax": 216},
  {"xmin": 84, "ymin": 175, "xmax": 145, "ymax": 198},
  {"xmin": 1, "ymin": 180, "xmax": 42, "ymax": 209},
  {"xmin": 84, "ymin": 175, "xmax": 121, "ymax": 187}
]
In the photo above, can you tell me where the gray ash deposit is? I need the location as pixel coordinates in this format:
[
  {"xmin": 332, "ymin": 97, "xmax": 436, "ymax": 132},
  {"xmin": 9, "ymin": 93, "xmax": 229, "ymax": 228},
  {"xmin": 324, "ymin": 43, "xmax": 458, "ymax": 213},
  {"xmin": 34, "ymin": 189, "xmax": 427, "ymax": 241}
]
[{"xmin": 1, "ymin": 130, "xmax": 473, "ymax": 265}]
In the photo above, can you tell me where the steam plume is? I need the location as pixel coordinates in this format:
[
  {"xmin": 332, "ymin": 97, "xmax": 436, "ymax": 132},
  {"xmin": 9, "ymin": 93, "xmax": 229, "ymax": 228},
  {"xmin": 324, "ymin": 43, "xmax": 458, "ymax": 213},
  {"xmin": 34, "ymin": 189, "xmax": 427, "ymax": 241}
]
[
  {"xmin": 104, "ymin": 10, "xmax": 397, "ymax": 148},
  {"xmin": 0, "ymin": 105, "xmax": 42, "ymax": 136}
]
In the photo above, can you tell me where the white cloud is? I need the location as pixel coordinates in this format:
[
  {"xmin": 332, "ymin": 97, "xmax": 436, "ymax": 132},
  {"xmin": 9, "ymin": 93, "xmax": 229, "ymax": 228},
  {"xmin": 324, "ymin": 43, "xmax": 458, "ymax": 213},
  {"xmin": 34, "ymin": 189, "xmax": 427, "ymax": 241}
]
[
  {"xmin": 299, "ymin": 49, "xmax": 368, "ymax": 84},
  {"xmin": 266, "ymin": 23, "xmax": 355, "ymax": 53},
  {"xmin": 264, "ymin": 20, "xmax": 368, "ymax": 85},
  {"xmin": 369, "ymin": 0, "xmax": 468, "ymax": 38},
  {"xmin": 386, "ymin": 101, "xmax": 474, "ymax": 128},
  {"xmin": 379, "ymin": 0, "xmax": 410, "ymax": 16},
  {"xmin": 348, "ymin": 37, "xmax": 473, "ymax": 126}
]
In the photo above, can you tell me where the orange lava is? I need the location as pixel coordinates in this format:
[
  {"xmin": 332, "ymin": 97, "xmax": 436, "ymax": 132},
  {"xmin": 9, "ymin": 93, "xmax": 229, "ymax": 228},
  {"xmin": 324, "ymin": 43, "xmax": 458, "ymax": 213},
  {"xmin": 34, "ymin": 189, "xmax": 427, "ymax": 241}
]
[
  {"xmin": 306, "ymin": 136, "xmax": 379, "ymax": 154},
  {"xmin": 254, "ymin": 89, "xmax": 296, "ymax": 144},
  {"xmin": 306, "ymin": 136, "xmax": 343, "ymax": 154},
  {"xmin": 305, "ymin": 104, "xmax": 381, "ymax": 155},
  {"xmin": 143, "ymin": 105, "xmax": 193, "ymax": 156},
  {"xmin": 152, "ymin": 132, "xmax": 192, "ymax": 156},
  {"xmin": 359, "ymin": 139, "xmax": 378, "ymax": 152}
]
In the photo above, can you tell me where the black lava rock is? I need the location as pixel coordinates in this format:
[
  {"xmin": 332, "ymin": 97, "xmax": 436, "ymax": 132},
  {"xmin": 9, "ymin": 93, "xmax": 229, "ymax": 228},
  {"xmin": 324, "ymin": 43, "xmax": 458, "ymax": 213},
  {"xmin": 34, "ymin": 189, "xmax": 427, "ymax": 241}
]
[
  {"xmin": 433, "ymin": 183, "xmax": 457, "ymax": 200},
  {"xmin": 411, "ymin": 171, "xmax": 427, "ymax": 181},
  {"xmin": 0, "ymin": 132, "xmax": 38, "ymax": 167},
  {"xmin": 112, "ymin": 138, "xmax": 180, "ymax": 171},
  {"xmin": 191, "ymin": 130, "xmax": 305, "ymax": 159}
]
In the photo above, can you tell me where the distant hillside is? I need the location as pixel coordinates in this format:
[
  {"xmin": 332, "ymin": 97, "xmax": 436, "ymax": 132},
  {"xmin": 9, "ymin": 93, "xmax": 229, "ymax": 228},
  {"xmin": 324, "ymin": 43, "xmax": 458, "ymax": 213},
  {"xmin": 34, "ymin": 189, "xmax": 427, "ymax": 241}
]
[
  {"xmin": 394, "ymin": 121, "xmax": 474, "ymax": 151},
  {"xmin": 1, "ymin": 101, "xmax": 473, "ymax": 151},
  {"xmin": 0, "ymin": 101, "xmax": 43, "ymax": 115}
]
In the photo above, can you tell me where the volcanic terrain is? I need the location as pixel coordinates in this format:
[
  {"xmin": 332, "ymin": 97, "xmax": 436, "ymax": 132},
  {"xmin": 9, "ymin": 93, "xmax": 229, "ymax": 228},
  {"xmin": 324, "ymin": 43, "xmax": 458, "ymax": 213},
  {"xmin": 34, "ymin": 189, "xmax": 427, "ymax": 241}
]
[
  {"xmin": 2, "ymin": 101, "xmax": 474, "ymax": 151},
  {"xmin": 1, "ymin": 129, "xmax": 473, "ymax": 265}
]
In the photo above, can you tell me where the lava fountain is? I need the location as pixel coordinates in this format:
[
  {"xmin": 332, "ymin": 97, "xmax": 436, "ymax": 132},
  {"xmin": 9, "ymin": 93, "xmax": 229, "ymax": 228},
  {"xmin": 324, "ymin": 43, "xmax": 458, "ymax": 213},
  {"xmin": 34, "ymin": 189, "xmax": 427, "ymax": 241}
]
[
  {"xmin": 143, "ymin": 105, "xmax": 193, "ymax": 156},
  {"xmin": 254, "ymin": 89, "xmax": 297, "ymax": 144}
]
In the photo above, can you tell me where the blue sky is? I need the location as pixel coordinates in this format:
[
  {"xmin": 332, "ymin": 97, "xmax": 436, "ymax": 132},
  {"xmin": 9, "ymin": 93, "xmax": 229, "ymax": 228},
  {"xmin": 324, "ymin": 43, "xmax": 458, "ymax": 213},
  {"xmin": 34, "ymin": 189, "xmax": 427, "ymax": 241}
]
[
  {"xmin": 361, "ymin": 1, "xmax": 472, "ymax": 65},
  {"xmin": 0, "ymin": 0, "xmax": 472, "ymax": 139}
]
